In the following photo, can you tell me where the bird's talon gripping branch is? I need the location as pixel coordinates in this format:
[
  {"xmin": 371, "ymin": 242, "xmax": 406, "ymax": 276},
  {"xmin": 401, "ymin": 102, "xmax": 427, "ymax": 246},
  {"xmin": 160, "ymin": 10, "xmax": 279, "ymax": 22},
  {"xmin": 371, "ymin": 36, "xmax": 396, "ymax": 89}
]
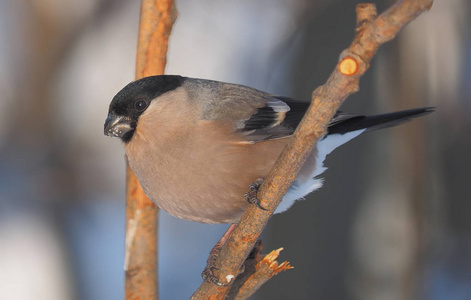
[
  {"xmin": 200, "ymin": 223, "xmax": 238, "ymax": 286},
  {"xmin": 201, "ymin": 264, "xmax": 227, "ymax": 286},
  {"xmin": 201, "ymin": 246, "xmax": 226, "ymax": 286},
  {"xmin": 244, "ymin": 178, "xmax": 267, "ymax": 211},
  {"xmin": 201, "ymin": 267, "xmax": 226, "ymax": 286}
]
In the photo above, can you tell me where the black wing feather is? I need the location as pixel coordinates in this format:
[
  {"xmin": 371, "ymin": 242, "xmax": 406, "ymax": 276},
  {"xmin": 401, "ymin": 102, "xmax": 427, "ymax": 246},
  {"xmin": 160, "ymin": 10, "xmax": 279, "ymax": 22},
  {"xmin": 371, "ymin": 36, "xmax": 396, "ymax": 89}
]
[
  {"xmin": 238, "ymin": 97, "xmax": 310, "ymax": 142},
  {"xmin": 239, "ymin": 93, "xmax": 433, "ymax": 143},
  {"xmin": 327, "ymin": 107, "xmax": 434, "ymax": 135}
]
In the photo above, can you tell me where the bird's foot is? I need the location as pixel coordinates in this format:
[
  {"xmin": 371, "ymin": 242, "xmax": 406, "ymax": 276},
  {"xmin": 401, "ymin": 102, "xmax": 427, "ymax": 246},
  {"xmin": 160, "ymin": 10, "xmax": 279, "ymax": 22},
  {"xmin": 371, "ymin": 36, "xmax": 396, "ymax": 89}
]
[
  {"xmin": 201, "ymin": 223, "xmax": 238, "ymax": 286},
  {"xmin": 244, "ymin": 178, "xmax": 267, "ymax": 210},
  {"xmin": 201, "ymin": 243, "xmax": 227, "ymax": 286}
]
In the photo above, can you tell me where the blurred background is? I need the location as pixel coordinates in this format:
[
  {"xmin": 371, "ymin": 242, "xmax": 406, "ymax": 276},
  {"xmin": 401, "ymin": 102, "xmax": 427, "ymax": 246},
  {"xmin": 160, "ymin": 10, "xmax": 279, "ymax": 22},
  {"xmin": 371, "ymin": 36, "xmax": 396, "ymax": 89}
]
[{"xmin": 0, "ymin": 0, "xmax": 469, "ymax": 299}]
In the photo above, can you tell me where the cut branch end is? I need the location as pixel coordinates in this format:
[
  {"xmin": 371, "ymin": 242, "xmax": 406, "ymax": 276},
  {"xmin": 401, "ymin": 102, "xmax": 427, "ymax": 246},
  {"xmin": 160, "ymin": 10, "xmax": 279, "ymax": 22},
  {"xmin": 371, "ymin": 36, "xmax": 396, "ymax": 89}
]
[{"xmin": 339, "ymin": 57, "xmax": 360, "ymax": 76}]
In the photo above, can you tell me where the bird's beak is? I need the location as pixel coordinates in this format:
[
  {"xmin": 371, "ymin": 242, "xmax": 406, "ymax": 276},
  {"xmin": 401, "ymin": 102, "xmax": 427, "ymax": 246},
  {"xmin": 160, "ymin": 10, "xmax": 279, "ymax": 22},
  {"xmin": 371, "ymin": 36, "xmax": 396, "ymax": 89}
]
[{"xmin": 104, "ymin": 113, "xmax": 133, "ymax": 138}]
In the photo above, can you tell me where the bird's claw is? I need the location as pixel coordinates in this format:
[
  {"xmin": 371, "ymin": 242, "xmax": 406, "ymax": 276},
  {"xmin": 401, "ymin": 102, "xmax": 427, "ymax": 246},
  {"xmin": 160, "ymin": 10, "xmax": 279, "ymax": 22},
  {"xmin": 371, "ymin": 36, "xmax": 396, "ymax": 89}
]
[
  {"xmin": 202, "ymin": 267, "xmax": 226, "ymax": 286},
  {"xmin": 201, "ymin": 223, "xmax": 238, "ymax": 286},
  {"xmin": 244, "ymin": 178, "xmax": 268, "ymax": 210},
  {"xmin": 201, "ymin": 252, "xmax": 227, "ymax": 286}
]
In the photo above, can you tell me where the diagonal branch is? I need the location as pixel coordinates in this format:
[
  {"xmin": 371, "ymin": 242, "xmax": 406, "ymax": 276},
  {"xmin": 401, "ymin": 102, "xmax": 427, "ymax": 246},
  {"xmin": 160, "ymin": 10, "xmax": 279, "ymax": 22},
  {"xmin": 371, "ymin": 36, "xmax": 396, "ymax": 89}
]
[
  {"xmin": 124, "ymin": 1, "xmax": 177, "ymax": 299},
  {"xmin": 191, "ymin": 0, "xmax": 433, "ymax": 299}
]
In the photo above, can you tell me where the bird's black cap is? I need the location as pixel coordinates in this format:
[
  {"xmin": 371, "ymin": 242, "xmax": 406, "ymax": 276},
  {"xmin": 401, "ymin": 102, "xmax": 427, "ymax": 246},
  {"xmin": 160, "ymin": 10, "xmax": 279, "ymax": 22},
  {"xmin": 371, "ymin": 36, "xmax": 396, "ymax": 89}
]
[
  {"xmin": 109, "ymin": 75, "xmax": 184, "ymax": 116},
  {"xmin": 105, "ymin": 75, "xmax": 185, "ymax": 143}
]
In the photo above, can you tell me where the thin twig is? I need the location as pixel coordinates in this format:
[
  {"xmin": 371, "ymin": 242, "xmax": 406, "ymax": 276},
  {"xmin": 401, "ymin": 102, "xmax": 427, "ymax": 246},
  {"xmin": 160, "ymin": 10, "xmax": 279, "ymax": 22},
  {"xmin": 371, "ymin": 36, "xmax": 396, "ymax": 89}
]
[
  {"xmin": 233, "ymin": 248, "xmax": 293, "ymax": 300},
  {"xmin": 191, "ymin": 0, "xmax": 433, "ymax": 299},
  {"xmin": 125, "ymin": 1, "xmax": 177, "ymax": 299}
]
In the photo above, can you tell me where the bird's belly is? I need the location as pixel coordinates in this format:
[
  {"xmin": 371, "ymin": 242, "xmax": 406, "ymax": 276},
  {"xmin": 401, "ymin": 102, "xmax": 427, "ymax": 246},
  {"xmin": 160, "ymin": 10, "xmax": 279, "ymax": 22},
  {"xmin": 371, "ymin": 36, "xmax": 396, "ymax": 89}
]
[
  {"xmin": 126, "ymin": 144, "xmax": 264, "ymax": 223},
  {"xmin": 125, "ymin": 122, "xmax": 288, "ymax": 223},
  {"xmin": 143, "ymin": 167, "xmax": 250, "ymax": 224}
]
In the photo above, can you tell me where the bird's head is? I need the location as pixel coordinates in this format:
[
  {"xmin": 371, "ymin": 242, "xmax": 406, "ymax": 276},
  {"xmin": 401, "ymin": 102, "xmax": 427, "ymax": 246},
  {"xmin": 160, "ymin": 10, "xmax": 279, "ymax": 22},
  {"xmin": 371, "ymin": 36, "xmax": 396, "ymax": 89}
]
[{"xmin": 104, "ymin": 75, "xmax": 183, "ymax": 143}]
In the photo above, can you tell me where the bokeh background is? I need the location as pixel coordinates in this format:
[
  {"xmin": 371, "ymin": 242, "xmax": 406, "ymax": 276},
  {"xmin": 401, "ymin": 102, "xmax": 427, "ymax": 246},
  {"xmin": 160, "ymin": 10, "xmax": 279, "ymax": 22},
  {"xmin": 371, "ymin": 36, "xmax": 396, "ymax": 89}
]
[{"xmin": 0, "ymin": 0, "xmax": 470, "ymax": 299}]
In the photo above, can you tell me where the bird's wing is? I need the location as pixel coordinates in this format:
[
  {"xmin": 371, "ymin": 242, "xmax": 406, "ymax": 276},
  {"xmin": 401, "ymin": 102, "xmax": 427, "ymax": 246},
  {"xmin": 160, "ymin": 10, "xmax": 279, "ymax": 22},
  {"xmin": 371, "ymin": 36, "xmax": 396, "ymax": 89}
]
[
  {"xmin": 234, "ymin": 96, "xmax": 310, "ymax": 143},
  {"xmin": 195, "ymin": 80, "xmax": 310, "ymax": 143},
  {"xmin": 197, "ymin": 79, "xmax": 434, "ymax": 144},
  {"xmin": 230, "ymin": 103, "xmax": 433, "ymax": 143}
]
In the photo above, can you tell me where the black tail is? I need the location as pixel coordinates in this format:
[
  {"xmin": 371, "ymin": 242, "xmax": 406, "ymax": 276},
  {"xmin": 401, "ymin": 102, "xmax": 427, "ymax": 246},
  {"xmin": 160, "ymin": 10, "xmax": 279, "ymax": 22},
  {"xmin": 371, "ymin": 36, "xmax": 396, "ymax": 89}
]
[{"xmin": 327, "ymin": 107, "xmax": 435, "ymax": 135}]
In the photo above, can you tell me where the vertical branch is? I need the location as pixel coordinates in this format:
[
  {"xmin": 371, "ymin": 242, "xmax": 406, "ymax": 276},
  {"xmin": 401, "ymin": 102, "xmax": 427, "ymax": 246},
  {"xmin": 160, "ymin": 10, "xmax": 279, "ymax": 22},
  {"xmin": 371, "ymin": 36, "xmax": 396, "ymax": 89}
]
[
  {"xmin": 135, "ymin": 0, "xmax": 177, "ymax": 78},
  {"xmin": 125, "ymin": 1, "xmax": 177, "ymax": 299}
]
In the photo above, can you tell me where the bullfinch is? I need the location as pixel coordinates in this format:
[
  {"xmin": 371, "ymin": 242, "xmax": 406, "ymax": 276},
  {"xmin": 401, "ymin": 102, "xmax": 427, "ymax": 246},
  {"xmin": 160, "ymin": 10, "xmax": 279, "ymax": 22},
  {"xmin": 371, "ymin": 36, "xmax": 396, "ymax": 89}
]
[{"xmin": 104, "ymin": 75, "xmax": 433, "ymax": 224}]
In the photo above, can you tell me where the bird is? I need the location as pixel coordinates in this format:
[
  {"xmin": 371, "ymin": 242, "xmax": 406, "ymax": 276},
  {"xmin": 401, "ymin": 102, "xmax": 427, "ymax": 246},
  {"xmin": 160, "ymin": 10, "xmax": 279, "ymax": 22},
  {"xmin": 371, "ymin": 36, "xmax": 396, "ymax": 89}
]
[{"xmin": 104, "ymin": 75, "xmax": 433, "ymax": 224}]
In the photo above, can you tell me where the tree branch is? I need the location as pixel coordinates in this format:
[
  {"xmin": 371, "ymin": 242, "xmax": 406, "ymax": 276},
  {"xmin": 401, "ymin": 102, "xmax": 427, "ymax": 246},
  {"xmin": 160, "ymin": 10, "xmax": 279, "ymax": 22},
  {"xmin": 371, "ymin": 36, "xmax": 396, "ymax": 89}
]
[
  {"xmin": 124, "ymin": 1, "xmax": 177, "ymax": 299},
  {"xmin": 231, "ymin": 247, "xmax": 293, "ymax": 300},
  {"xmin": 191, "ymin": 0, "xmax": 433, "ymax": 299}
]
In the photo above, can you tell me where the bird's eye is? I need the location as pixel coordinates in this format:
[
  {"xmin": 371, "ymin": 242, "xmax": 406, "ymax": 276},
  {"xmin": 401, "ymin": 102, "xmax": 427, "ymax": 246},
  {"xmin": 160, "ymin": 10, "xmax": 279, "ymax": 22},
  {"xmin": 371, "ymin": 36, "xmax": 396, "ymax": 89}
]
[{"xmin": 134, "ymin": 99, "xmax": 148, "ymax": 111}]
